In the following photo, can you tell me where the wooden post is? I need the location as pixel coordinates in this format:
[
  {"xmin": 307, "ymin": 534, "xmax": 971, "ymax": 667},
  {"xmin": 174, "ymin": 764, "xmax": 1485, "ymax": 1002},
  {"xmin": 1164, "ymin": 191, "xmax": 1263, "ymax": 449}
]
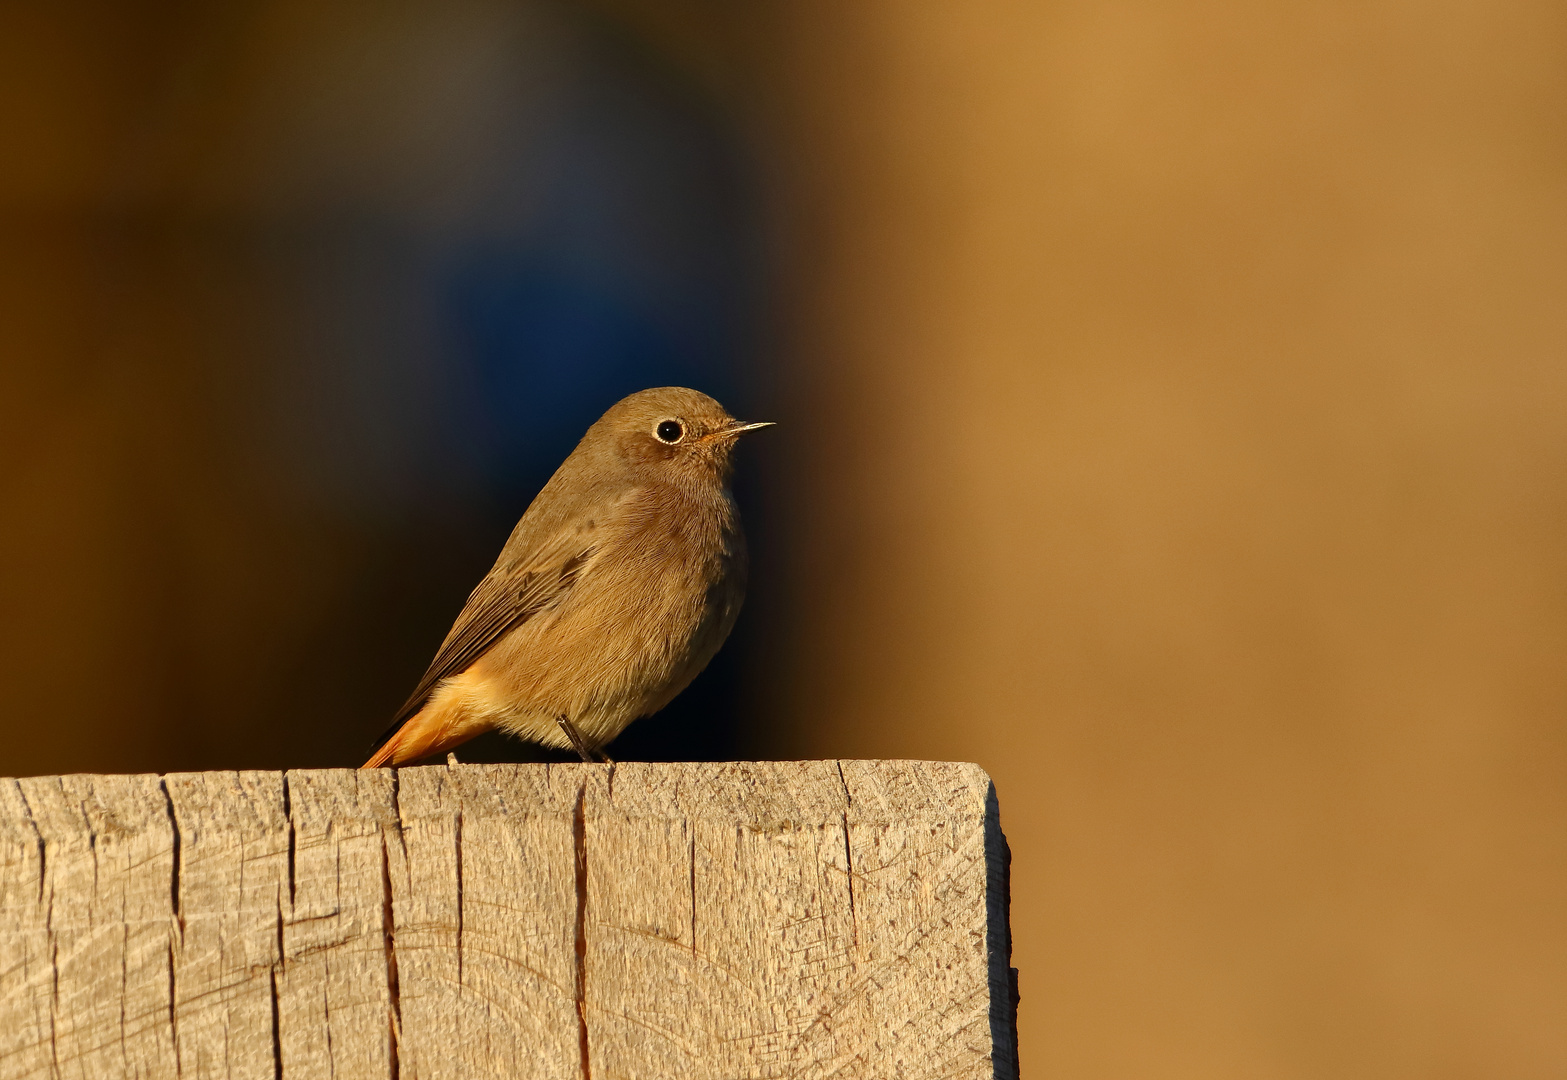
[{"xmin": 0, "ymin": 761, "xmax": 1017, "ymax": 1079}]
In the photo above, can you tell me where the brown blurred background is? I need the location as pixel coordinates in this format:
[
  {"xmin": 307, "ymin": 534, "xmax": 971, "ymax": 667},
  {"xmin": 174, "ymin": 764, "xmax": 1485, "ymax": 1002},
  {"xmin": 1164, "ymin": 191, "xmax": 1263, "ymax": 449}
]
[{"xmin": 3, "ymin": 1, "xmax": 1565, "ymax": 1076}]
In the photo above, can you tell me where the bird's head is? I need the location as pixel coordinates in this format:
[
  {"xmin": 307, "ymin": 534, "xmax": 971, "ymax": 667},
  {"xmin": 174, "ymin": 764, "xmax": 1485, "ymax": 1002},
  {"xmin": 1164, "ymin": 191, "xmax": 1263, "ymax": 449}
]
[{"xmin": 600, "ymin": 386, "xmax": 773, "ymax": 489}]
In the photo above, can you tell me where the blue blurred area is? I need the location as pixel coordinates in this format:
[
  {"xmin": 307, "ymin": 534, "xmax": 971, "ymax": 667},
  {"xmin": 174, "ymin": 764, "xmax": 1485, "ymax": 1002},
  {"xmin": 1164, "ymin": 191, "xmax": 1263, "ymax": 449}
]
[
  {"xmin": 434, "ymin": 228, "xmax": 761, "ymax": 762},
  {"xmin": 243, "ymin": 11, "xmax": 761, "ymax": 522},
  {"xmin": 224, "ymin": 3, "xmax": 765, "ymax": 763},
  {"xmin": 331, "ymin": 17, "xmax": 764, "ymax": 760},
  {"xmin": 433, "ymin": 44, "xmax": 757, "ymax": 507},
  {"xmin": 445, "ymin": 248, "xmax": 742, "ymax": 502},
  {"xmin": 0, "ymin": 0, "xmax": 769, "ymax": 773}
]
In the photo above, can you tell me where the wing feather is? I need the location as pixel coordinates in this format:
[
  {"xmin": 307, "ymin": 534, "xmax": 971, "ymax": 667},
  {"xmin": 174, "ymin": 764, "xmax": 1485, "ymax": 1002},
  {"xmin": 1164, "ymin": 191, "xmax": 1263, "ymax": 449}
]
[{"xmin": 367, "ymin": 531, "xmax": 597, "ymax": 755}]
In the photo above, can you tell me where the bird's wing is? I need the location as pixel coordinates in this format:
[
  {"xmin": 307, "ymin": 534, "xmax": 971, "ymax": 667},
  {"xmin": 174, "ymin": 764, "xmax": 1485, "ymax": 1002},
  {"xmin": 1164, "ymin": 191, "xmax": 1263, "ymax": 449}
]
[{"xmin": 367, "ymin": 527, "xmax": 599, "ymax": 755}]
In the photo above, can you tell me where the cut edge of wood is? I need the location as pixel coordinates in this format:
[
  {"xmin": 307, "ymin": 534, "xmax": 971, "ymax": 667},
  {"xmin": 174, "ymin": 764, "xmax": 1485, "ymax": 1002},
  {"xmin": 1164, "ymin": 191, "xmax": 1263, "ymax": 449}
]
[{"xmin": 1, "ymin": 760, "xmax": 1018, "ymax": 1079}]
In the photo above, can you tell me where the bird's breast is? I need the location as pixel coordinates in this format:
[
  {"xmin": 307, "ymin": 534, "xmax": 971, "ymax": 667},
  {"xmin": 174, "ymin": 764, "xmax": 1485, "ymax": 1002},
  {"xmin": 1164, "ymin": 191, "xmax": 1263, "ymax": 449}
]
[{"xmin": 477, "ymin": 487, "xmax": 745, "ymax": 724}]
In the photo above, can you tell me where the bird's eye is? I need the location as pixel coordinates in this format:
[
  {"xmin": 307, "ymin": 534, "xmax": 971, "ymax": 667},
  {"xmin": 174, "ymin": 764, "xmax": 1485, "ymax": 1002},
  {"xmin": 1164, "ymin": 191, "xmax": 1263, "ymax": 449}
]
[{"xmin": 655, "ymin": 419, "xmax": 684, "ymax": 443}]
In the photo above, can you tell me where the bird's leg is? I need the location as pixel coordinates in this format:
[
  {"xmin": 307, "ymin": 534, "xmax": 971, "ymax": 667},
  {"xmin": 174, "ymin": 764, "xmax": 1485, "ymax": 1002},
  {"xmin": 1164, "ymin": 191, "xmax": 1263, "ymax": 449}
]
[
  {"xmin": 556, "ymin": 717, "xmax": 616, "ymax": 766},
  {"xmin": 557, "ymin": 717, "xmax": 596, "ymax": 763}
]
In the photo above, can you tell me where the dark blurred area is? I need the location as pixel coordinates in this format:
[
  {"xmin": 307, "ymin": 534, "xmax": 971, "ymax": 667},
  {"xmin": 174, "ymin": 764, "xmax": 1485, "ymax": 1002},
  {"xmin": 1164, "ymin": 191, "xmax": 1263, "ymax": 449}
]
[
  {"xmin": 0, "ymin": 0, "xmax": 768, "ymax": 771},
  {"xmin": 3, "ymin": 0, "xmax": 1566, "ymax": 1076}
]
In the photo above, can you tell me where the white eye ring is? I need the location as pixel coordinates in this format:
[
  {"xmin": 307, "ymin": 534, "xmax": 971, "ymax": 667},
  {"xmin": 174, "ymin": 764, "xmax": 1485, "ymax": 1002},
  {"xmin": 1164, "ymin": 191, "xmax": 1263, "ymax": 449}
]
[{"xmin": 655, "ymin": 419, "xmax": 685, "ymax": 444}]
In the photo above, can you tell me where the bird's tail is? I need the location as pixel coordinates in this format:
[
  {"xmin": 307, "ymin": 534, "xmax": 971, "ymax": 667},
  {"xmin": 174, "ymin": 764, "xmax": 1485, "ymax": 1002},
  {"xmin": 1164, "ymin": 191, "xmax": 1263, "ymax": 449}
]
[{"xmin": 360, "ymin": 676, "xmax": 490, "ymax": 768}]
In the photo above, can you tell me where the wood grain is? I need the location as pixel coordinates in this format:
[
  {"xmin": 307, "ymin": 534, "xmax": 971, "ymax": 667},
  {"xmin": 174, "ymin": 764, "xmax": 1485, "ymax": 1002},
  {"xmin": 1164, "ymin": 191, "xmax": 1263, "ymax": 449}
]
[{"xmin": 0, "ymin": 762, "xmax": 1015, "ymax": 1080}]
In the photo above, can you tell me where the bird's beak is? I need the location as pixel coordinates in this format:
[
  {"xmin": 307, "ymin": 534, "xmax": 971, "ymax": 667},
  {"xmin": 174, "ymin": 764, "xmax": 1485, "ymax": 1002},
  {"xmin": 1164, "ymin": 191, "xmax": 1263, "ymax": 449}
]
[{"xmin": 705, "ymin": 420, "xmax": 776, "ymax": 441}]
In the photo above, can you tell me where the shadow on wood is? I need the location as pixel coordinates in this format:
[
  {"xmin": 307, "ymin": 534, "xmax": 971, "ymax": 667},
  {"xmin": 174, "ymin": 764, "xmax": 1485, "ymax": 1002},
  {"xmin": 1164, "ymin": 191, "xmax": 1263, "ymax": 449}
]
[{"xmin": 0, "ymin": 760, "xmax": 1016, "ymax": 1079}]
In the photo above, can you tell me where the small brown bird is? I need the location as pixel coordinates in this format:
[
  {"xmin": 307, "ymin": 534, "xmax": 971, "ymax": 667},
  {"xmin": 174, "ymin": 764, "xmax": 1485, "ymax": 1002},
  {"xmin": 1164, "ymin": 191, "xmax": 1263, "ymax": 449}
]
[{"xmin": 362, "ymin": 387, "xmax": 771, "ymax": 768}]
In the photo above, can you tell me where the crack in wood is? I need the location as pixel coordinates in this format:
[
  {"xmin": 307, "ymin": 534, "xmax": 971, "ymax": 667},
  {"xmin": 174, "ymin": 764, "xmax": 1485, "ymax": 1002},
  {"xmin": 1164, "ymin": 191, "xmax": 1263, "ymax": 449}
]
[
  {"xmin": 268, "ymin": 967, "xmax": 282, "ymax": 1080},
  {"xmin": 836, "ymin": 761, "xmax": 860, "ymax": 950},
  {"xmin": 572, "ymin": 782, "xmax": 591, "ymax": 1080},
  {"xmin": 83, "ymin": 798, "xmax": 99, "ymax": 896},
  {"xmin": 282, "ymin": 772, "xmax": 296, "ymax": 907},
  {"xmin": 383, "ymin": 770, "xmax": 403, "ymax": 1080},
  {"xmin": 119, "ymin": 924, "xmax": 129, "ymax": 1068},
  {"xmin": 323, "ymin": 955, "xmax": 335, "ymax": 1080},
  {"xmin": 158, "ymin": 776, "xmax": 184, "ymax": 1076},
  {"xmin": 48, "ymin": 939, "xmax": 61, "ymax": 1079},
  {"xmin": 841, "ymin": 812, "xmax": 859, "ymax": 950},
  {"xmin": 166, "ymin": 940, "xmax": 181, "ymax": 1076},
  {"xmin": 454, "ymin": 807, "xmax": 464, "ymax": 992},
  {"xmin": 14, "ymin": 780, "xmax": 45, "ymax": 904},
  {"xmin": 688, "ymin": 829, "xmax": 697, "ymax": 957},
  {"xmin": 275, "ymin": 889, "xmax": 286, "ymax": 972},
  {"xmin": 158, "ymin": 778, "xmax": 183, "ymax": 937}
]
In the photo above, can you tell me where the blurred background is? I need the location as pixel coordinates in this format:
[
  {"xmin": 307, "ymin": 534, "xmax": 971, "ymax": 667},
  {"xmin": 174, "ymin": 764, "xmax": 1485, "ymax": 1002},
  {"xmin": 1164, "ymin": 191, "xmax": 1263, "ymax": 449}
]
[{"xmin": 2, "ymin": 0, "xmax": 1564, "ymax": 1075}]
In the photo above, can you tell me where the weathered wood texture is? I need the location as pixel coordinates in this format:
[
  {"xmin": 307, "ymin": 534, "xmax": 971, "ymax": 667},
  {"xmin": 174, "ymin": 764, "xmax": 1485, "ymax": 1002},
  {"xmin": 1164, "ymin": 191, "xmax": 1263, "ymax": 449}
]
[{"xmin": 0, "ymin": 761, "xmax": 1016, "ymax": 1079}]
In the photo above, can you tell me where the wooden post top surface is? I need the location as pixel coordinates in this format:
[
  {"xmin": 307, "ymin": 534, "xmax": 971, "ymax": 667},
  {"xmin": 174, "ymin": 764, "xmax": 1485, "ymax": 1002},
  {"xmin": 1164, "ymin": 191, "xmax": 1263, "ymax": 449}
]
[{"xmin": 0, "ymin": 760, "xmax": 1017, "ymax": 1080}]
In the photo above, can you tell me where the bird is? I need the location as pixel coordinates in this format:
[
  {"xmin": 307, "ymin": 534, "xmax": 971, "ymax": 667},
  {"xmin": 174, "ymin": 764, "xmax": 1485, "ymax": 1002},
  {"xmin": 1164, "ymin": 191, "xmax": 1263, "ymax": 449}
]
[{"xmin": 362, "ymin": 387, "xmax": 771, "ymax": 768}]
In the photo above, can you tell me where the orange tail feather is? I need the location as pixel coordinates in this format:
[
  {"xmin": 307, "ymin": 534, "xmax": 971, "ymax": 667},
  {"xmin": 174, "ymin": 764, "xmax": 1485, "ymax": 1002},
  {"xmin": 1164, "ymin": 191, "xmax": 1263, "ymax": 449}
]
[
  {"xmin": 361, "ymin": 715, "xmax": 469, "ymax": 768},
  {"xmin": 360, "ymin": 678, "xmax": 492, "ymax": 768}
]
